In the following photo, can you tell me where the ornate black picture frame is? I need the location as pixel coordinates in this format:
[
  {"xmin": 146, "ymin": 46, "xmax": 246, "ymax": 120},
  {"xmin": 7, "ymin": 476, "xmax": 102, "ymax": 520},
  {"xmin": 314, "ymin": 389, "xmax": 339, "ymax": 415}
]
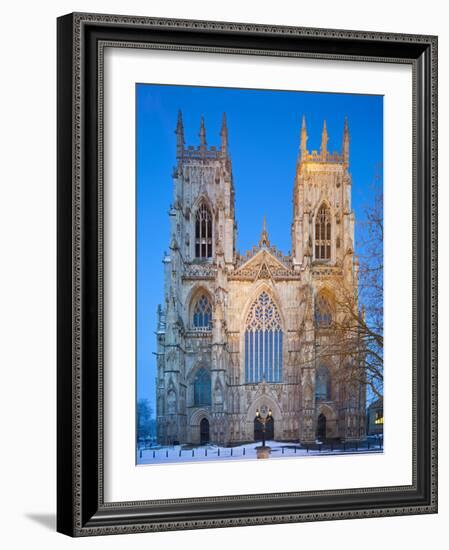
[{"xmin": 57, "ymin": 12, "xmax": 438, "ymax": 536}]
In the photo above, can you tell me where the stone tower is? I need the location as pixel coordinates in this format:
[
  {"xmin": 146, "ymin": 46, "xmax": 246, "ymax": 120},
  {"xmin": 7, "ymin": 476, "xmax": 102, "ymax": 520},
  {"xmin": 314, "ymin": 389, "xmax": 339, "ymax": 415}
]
[
  {"xmin": 291, "ymin": 116, "xmax": 354, "ymax": 268},
  {"xmin": 156, "ymin": 113, "xmax": 236, "ymax": 445},
  {"xmin": 291, "ymin": 116, "xmax": 364, "ymax": 441}
]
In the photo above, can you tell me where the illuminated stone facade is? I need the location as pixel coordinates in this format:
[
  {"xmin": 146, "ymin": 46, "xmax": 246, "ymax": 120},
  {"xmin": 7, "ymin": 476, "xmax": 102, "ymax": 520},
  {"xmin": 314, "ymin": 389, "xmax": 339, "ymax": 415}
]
[{"xmin": 156, "ymin": 113, "xmax": 366, "ymax": 445}]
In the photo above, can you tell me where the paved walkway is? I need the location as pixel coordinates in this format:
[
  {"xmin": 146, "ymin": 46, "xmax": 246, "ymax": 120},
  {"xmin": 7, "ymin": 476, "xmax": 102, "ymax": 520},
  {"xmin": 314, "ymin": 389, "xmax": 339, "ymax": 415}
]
[{"xmin": 137, "ymin": 438, "xmax": 383, "ymax": 465}]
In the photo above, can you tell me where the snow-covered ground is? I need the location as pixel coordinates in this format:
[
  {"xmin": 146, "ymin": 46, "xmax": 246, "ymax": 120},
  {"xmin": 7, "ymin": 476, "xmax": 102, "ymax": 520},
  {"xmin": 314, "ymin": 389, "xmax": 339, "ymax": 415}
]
[{"xmin": 137, "ymin": 440, "xmax": 382, "ymax": 465}]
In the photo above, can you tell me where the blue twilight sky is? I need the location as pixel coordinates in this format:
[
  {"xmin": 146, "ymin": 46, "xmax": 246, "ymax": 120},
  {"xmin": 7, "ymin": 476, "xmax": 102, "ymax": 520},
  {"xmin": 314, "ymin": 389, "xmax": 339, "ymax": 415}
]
[{"xmin": 136, "ymin": 84, "xmax": 383, "ymax": 413}]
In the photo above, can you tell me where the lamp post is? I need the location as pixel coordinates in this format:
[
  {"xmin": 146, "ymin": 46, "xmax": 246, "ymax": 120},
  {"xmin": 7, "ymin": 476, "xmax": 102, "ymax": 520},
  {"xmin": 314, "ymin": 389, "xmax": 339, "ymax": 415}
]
[{"xmin": 255, "ymin": 408, "xmax": 272, "ymax": 449}]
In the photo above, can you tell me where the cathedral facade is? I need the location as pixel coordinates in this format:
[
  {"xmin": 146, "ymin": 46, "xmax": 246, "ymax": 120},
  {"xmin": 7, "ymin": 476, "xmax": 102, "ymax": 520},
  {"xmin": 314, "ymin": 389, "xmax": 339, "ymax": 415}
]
[{"xmin": 155, "ymin": 112, "xmax": 366, "ymax": 446}]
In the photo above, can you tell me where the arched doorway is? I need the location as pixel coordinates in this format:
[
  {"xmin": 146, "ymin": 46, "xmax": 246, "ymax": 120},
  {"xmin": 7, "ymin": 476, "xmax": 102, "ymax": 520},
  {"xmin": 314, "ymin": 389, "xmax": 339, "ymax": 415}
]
[
  {"xmin": 200, "ymin": 418, "xmax": 210, "ymax": 444},
  {"xmin": 254, "ymin": 416, "xmax": 274, "ymax": 442},
  {"xmin": 316, "ymin": 413, "xmax": 327, "ymax": 440}
]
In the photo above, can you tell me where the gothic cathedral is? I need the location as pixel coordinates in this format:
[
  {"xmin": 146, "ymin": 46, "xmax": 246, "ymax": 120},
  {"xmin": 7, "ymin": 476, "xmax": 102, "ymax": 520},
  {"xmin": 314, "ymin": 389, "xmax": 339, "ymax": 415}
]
[{"xmin": 156, "ymin": 112, "xmax": 366, "ymax": 446}]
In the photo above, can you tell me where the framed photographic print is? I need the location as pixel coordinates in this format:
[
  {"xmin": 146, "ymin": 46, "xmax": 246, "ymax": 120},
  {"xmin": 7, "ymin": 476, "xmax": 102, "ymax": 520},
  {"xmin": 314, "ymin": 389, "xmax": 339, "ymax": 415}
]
[{"xmin": 57, "ymin": 12, "xmax": 438, "ymax": 536}]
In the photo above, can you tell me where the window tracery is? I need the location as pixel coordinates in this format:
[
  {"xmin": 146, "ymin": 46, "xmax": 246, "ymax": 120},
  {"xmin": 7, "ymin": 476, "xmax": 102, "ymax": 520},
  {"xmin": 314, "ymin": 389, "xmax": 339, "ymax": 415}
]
[
  {"xmin": 193, "ymin": 368, "xmax": 211, "ymax": 406},
  {"xmin": 192, "ymin": 294, "xmax": 212, "ymax": 329},
  {"xmin": 244, "ymin": 292, "xmax": 283, "ymax": 383},
  {"xmin": 315, "ymin": 204, "xmax": 331, "ymax": 260},
  {"xmin": 195, "ymin": 203, "xmax": 212, "ymax": 258}
]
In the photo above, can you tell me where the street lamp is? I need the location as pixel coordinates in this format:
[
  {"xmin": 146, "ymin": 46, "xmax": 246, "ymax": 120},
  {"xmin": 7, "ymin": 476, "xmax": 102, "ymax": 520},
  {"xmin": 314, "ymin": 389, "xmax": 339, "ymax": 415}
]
[{"xmin": 255, "ymin": 407, "xmax": 272, "ymax": 448}]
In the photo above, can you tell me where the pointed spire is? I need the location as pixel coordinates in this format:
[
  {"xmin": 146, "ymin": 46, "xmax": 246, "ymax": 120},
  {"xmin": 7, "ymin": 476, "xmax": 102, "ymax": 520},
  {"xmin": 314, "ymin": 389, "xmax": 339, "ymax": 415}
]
[
  {"xmin": 343, "ymin": 116, "xmax": 350, "ymax": 163},
  {"xmin": 165, "ymin": 294, "xmax": 178, "ymax": 341},
  {"xmin": 156, "ymin": 304, "xmax": 166, "ymax": 333},
  {"xmin": 321, "ymin": 119, "xmax": 328, "ymax": 159},
  {"xmin": 220, "ymin": 112, "xmax": 228, "ymax": 155},
  {"xmin": 259, "ymin": 215, "xmax": 270, "ymax": 247},
  {"xmin": 199, "ymin": 115, "xmax": 207, "ymax": 152},
  {"xmin": 176, "ymin": 109, "xmax": 184, "ymax": 133},
  {"xmin": 300, "ymin": 114, "xmax": 308, "ymax": 160},
  {"xmin": 175, "ymin": 110, "xmax": 184, "ymax": 158}
]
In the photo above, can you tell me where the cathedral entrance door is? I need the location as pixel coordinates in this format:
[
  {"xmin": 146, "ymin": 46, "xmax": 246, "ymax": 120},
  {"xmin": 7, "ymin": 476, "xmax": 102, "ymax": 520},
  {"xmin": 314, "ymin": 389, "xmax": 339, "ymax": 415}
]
[
  {"xmin": 200, "ymin": 418, "xmax": 210, "ymax": 444},
  {"xmin": 316, "ymin": 413, "xmax": 327, "ymax": 440},
  {"xmin": 254, "ymin": 416, "xmax": 274, "ymax": 442}
]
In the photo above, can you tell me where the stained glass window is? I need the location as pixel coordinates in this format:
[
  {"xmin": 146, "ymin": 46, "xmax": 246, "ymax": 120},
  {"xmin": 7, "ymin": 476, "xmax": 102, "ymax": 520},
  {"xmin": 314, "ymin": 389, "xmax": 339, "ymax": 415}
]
[
  {"xmin": 194, "ymin": 368, "xmax": 211, "ymax": 406},
  {"xmin": 245, "ymin": 292, "xmax": 283, "ymax": 383},
  {"xmin": 195, "ymin": 203, "xmax": 213, "ymax": 258},
  {"xmin": 193, "ymin": 294, "xmax": 212, "ymax": 329}
]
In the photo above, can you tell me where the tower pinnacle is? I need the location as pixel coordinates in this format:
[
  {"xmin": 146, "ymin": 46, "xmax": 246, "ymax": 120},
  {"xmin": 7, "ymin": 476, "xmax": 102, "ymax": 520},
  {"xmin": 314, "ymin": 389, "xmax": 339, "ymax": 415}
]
[
  {"xmin": 300, "ymin": 114, "xmax": 308, "ymax": 160},
  {"xmin": 343, "ymin": 116, "xmax": 350, "ymax": 163},
  {"xmin": 321, "ymin": 119, "xmax": 328, "ymax": 159},
  {"xmin": 220, "ymin": 112, "xmax": 229, "ymax": 154},
  {"xmin": 175, "ymin": 110, "xmax": 185, "ymax": 158},
  {"xmin": 259, "ymin": 215, "xmax": 270, "ymax": 247},
  {"xmin": 199, "ymin": 115, "xmax": 207, "ymax": 151}
]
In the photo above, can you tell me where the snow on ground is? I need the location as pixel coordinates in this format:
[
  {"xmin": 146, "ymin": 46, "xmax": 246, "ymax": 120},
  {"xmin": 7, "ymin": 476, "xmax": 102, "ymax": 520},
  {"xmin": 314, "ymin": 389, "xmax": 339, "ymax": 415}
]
[{"xmin": 137, "ymin": 440, "xmax": 382, "ymax": 465}]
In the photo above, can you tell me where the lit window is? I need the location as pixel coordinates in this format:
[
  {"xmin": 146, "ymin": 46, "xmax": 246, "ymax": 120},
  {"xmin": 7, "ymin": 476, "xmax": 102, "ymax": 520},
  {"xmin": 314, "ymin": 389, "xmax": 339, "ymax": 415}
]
[{"xmin": 374, "ymin": 412, "xmax": 384, "ymax": 425}]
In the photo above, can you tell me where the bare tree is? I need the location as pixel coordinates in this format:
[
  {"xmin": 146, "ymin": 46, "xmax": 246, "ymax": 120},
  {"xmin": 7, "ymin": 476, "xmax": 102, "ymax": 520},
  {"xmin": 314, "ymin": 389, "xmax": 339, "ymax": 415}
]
[
  {"xmin": 312, "ymin": 172, "xmax": 384, "ymax": 401},
  {"xmin": 137, "ymin": 398, "xmax": 156, "ymax": 444},
  {"xmin": 353, "ymin": 175, "xmax": 383, "ymax": 399}
]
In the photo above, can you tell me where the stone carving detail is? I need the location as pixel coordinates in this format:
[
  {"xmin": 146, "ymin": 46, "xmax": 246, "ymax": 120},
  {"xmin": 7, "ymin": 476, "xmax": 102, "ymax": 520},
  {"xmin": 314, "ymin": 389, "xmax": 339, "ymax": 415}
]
[{"xmin": 183, "ymin": 264, "xmax": 217, "ymax": 279}]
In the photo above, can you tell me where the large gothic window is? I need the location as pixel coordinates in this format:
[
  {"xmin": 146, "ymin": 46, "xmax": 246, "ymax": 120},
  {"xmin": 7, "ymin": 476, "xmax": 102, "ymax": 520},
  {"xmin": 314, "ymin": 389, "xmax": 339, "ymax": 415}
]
[
  {"xmin": 192, "ymin": 294, "xmax": 212, "ymax": 329},
  {"xmin": 245, "ymin": 292, "xmax": 283, "ymax": 383},
  {"xmin": 315, "ymin": 204, "xmax": 331, "ymax": 260},
  {"xmin": 195, "ymin": 203, "xmax": 213, "ymax": 259},
  {"xmin": 193, "ymin": 368, "xmax": 211, "ymax": 406},
  {"xmin": 315, "ymin": 366, "xmax": 331, "ymax": 401},
  {"xmin": 314, "ymin": 294, "xmax": 333, "ymax": 327}
]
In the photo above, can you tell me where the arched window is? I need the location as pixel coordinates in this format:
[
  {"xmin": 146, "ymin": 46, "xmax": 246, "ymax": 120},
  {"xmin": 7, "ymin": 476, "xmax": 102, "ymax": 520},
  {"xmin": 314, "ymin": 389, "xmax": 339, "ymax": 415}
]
[
  {"xmin": 193, "ymin": 368, "xmax": 211, "ymax": 406},
  {"xmin": 315, "ymin": 204, "xmax": 331, "ymax": 260},
  {"xmin": 195, "ymin": 203, "xmax": 212, "ymax": 258},
  {"xmin": 192, "ymin": 294, "xmax": 212, "ymax": 329},
  {"xmin": 245, "ymin": 292, "xmax": 283, "ymax": 383},
  {"xmin": 314, "ymin": 294, "xmax": 333, "ymax": 327},
  {"xmin": 315, "ymin": 366, "xmax": 331, "ymax": 401}
]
